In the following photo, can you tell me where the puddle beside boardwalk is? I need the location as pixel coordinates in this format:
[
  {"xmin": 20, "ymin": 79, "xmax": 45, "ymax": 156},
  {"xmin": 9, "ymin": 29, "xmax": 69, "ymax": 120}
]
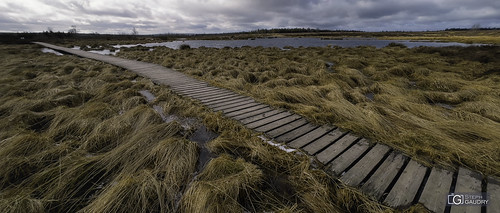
[
  {"xmin": 325, "ymin": 61, "xmax": 335, "ymax": 72},
  {"xmin": 138, "ymin": 90, "xmax": 156, "ymax": 102},
  {"xmin": 365, "ymin": 93, "xmax": 375, "ymax": 101},
  {"xmin": 88, "ymin": 49, "xmax": 120, "ymax": 56},
  {"xmin": 41, "ymin": 48, "xmax": 64, "ymax": 56},
  {"xmin": 189, "ymin": 125, "xmax": 219, "ymax": 172},
  {"xmin": 434, "ymin": 103, "xmax": 455, "ymax": 110},
  {"xmin": 138, "ymin": 89, "xmax": 219, "ymax": 173}
]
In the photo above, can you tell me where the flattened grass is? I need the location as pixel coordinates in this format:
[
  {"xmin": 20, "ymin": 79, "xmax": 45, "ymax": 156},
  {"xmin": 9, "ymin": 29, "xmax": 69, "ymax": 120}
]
[
  {"xmin": 0, "ymin": 44, "xmax": 397, "ymax": 212},
  {"xmin": 119, "ymin": 45, "xmax": 500, "ymax": 177}
]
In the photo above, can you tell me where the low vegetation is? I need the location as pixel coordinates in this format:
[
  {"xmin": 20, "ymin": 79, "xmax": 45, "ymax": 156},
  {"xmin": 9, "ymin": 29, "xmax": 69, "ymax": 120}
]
[
  {"xmin": 118, "ymin": 44, "xmax": 500, "ymax": 178},
  {"xmin": 0, "ymin": 44, "xmax": 405, "ymax": 212}
]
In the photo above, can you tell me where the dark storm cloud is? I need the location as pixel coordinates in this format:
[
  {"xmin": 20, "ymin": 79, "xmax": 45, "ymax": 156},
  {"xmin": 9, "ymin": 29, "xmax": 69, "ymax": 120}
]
[{"xmin": 0, "ymin": 0, "xmax": 498, "ymax": 34}]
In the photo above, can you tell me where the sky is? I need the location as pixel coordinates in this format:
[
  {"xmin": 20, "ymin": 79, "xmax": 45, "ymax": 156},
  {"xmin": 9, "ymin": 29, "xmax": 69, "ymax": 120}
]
[{"xmin": 0, "ymin": 0, "xmax": 499, "ymax": 34}]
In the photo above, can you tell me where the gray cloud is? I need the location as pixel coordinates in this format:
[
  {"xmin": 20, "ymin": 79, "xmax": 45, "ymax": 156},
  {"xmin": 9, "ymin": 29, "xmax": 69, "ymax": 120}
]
[{"xmin": 0, "ymin": 0, "xmax": 498, "ymax": 34}]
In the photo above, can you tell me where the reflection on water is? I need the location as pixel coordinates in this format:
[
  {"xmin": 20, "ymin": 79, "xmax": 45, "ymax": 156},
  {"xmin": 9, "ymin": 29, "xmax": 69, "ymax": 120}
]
[
  {"xmin": 435, "ymin": 103, "xmax": 455, "ymax": 110},
  {"xmin": 88, "ymin": 49, "xmax": 120, "ymax": 56},
  {"xmin": 113, "ymin": 37, "xmax": 479, "ymax": 50},
  {"xmin": 41, "ymin": 48, "xmax": 64, "ymax": 56},
  {"xmin": 72, "ymin": 45, "xmax": 119, "ymax": 55},
  {"xmin": 365, "ymin": 93, "xmax": 375, "ymax": 101}
]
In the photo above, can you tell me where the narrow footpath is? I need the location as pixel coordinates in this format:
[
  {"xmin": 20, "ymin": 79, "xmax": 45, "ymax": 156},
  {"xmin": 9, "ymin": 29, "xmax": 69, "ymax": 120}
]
[{"xmin": 35, "ymin": 42, "xmax": 499, "ymax": 213}]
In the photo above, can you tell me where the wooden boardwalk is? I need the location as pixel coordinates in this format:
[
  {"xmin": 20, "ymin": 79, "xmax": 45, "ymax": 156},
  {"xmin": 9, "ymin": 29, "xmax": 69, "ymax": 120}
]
[{"xmin": 36, "ymin": 42, "xmax": 499, "ymax": 213}]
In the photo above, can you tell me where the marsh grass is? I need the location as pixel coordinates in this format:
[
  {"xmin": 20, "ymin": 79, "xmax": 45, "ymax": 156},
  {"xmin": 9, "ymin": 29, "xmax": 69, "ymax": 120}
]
[
  {"xmin": 119, "ymin": 44, "xmax": 500, "ymax": 177},
  {"xmin": 0, "ymin": 44, "xmax": 402, "ymax": 212}
]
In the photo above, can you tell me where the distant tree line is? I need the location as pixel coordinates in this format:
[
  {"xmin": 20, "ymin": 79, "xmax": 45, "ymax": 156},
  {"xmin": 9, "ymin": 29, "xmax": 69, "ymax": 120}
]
[
  {"xmin": 445, "ymin": 27, "xmax": 500, "ymax": 31},
  {"xmin": 247, "ymin": 28, "xmax": 361, "ymax": 34},
  {"xmin": 0, "ymin": 31, "xmax": 144, "ymax": 44}
]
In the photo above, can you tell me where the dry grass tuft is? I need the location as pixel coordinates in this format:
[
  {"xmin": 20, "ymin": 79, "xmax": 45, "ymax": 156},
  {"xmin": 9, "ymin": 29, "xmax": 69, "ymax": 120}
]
[{"xmin": 179, "ymin": 154, "xmax": 262, "ymax": 213}]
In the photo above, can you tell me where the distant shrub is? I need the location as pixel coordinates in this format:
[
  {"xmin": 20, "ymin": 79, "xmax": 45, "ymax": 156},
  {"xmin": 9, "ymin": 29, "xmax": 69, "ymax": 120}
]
[
  {"xmin": 179, "ymin": 44, "xmax": 191, "ymax": 50},
  {"xmin": 387, "ymin": 42, "xmax": 407, "ymax": 48}
]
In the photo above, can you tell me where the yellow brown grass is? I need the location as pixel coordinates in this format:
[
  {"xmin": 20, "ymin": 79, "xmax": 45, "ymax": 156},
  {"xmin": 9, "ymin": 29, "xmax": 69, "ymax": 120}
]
[
  {"xmin": 0, "ymin": 43, "xmax": 401, "ymax": 212},
  {"xmin": 119, "ymin": 44, "xmax": 500, "ymax": 177}
]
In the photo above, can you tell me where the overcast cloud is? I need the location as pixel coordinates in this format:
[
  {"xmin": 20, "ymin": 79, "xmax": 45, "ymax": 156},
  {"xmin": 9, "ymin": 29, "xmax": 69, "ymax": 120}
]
[{"xmin": 0, "ymin": 0, "xmax": 499, "ymax": 34}]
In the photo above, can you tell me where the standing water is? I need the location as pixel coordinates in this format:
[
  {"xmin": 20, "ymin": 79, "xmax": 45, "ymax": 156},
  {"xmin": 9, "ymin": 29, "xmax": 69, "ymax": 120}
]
[{"xmin": 114, "ymin": 37, "xmax": 481, "ymax": 50}]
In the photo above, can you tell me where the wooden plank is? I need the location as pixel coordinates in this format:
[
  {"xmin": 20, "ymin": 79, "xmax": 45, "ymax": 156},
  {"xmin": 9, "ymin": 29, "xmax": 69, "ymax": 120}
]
[
  {"xmin": 209, "ymin": 98, "xmax": 255, "ymax": 109},
  {"xmin": 175, "ymin": 86, "xmax": 224, "ymax": 94},
  {"xmin": 450, "ymin": 168, "xmax": 482, "ymax": 213},
  {"xmin": 171, "ymin": 83, "xmax": 209, "ymax": 89},
  {"xmin": 181, "ymin": 85, "xmax": 222, "ymax": 90},
  {"xmin": 361, "ymin": 152, "xmax": 407, "ymax": 200},
  {"xmin": 230, "ymin": 107, "xmax": 275, "ymax": 120},
  {"xmin": 288, "ymin": 125, "xmax": 333, "ymax": 149},
  {"xmin": 190, "ymin": 92, "xmax": 236, "ymax": 101},
  {"xmin": 237, "ymin": 110, "xmax": 284, "ymax": 124},
  {"xmin": 220, "ymin": 102, "xmax": 262, "ymax": 114},
  {"xmin": 200, "ymin": 93, "xmax": 241, "ymax": 103},
  {"xmin": 302, "ymin": 128, "xmax": 345, "ymax": 155},
  {"xmin": 244, "ymin": 112, "xmax": 292, "ymax": 127},
  {"xmin": 384, "ymin": 160, "xmax": 427, "ymax": 208},
  {"xmin": 488, "ymin": 178, "xmax": 500, "ymax": 213},
  {"xmin": 177, "ymin": 87, "xmax": 225, "ymax": 95},
  {"xmin": 172, "ymin": 85, "xmax": 210, "ymax": 91},
  {"xmin": 418, "ymin": 167, "xmax": 453, "ymax": 213},
  {"xmin": 180, "ymin": 89, "xmax": 230, "ymax": 98},
  {"xmin": 315, "ymin": 133, "xmax": 359, "ymax": 163},
  {"xmin": 275, "ymin": 123, "xmax": 318, "ymax": 142},
  {"xmin": 253, "ymin": 115, "xmax": 302, "ymax": 132},
  {"xmin": 194, "ymin": 91, "xmax": 238, "ymax": 101},
  {"xmin": 328, "ymin": 138, "xmax": 370, "ymax": 176},
  {"xmin": 203, "ymin": 96, "xmax": 249, "ymax": 105},
  {"xmin": 223, "ymin": 104, "xmax": 267, "ymax": 116},
  {"xmin": 340, "ymin": 144, "xmax": 391, "ymax": 187},
  {"xmin": 265, "ymin": 119, "xmax": 309, "ymax": 138}
]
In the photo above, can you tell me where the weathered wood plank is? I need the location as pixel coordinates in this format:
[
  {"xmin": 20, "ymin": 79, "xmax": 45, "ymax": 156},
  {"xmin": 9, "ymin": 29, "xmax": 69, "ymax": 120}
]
[
  {"xmin": 221, "ymin": 102, "xmax": 263, "ymax": 113},
  {"xmin": 302, "ymin": 128, "xmax": 345, "ymax": 155},
  {"xmin": 209, "ymin": 98, "xmax": 255, "ymax": 109},
  {"xmin": 203, "ymin": 96, "xmax": 250, "ymax": 105},
  {"xmin": 175, "ymin": 86, "xmax": 224, "ymax": 94},
  {"xmin": 230, "ymin": 107, "xmax": 275, "ymax": 120},
  {"xmin": 171, "ymin": 82, "xmax": 211, "ymax": 88},
  {"xmin": 181, "ymin": 90, "xmax": 231, "ymax": 98},
  {"xmin": 328, "ymin": 138, "xmax": 370, "ymax": 176},
  {"xmin": 244, "ymin": 112, "xmax": 292, "ymax": 128},
  {"xmin": 177, "ymin": 87, "xmax": 227, "ymax": 96},
  {"xmin": 340, "ymin": 144, "xmax": 391, "ymax": 187},
  {"xmin": 171, "ymin": 84, "xmax": 210, "ymax": 90},
  {"xmin": 194, "ymin": 91, "xmax": 240, "ymax": 102},
  {"xmin": 418, "ymin": 167, "xmax": 453, "ymax": 213},
  {"xmin": 384, "ymin": 160, "xmax": 427, "ymax": 208},
  {"xmin": 487, "ymin": 178, "xmax": 500, "ymax": 213},
  {"xmin": 202, "ymin": 97, "xmax": 252, "ymax": 111},
  {"xmin": 287, "ymin": 125, "xmax": 333, "ymax": 149},
  {"xmin": 200, "ymin": 93, "xmax": 241, "ymax": 103},
  {"xmin": 315, "ymin": 133, "xmax": 359, "ymax": 163},
  {"xmin": 450, "ymin": 168, "xmax": 482, "ymax": 213},
  {"xmin": 274, "ymin": 123, "xmax": 318, "ymax": 143},
  {"xmin": 361, "ymin": 152, "xmax": 407, "ymax": 200},
  {"xmin": 237, "ymin": 109, "xmax": 284, "ymax": 124},
  {"xmin": 265, "ymin": 119, "xmax": 309, "ymax": 138},
  {"xmin": 253, "ymin": 115, "xmax": 302, "ymax": 132},
  {"xmin": 223, "ymin": 104, "xmax": 268, "ymax": 116}
]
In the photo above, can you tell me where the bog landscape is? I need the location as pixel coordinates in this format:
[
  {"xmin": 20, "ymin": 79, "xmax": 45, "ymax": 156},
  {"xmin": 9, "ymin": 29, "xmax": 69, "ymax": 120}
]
[{"xmin": 0, "ymin": 29, "xmax": 499, "ymax": 213}]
